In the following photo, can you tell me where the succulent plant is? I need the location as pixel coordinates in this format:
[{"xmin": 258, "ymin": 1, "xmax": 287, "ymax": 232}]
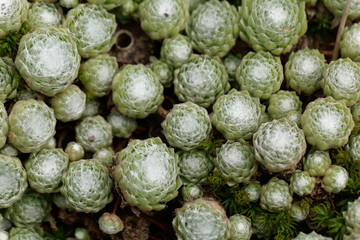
[
  {"xmin": 106, "ymin": 111, "xmax": 137, "ymax": 139},
  {"xmin": 50, "ymin": 85, "xmax": 86, "ymax": 122},
  {"xmin": 260, "ymin": 177, "xmax": 293, "ymax": 212},
  {"xmin": 229, "ymin": 214, "xmax": 252, "ymax": 240},
  {"xmin": 150, "ymin": 59, "xmax": 173, "ymax": 88},
  {"xmin": 186, "ymin": 0, "xmax": 240, "ymax": 57},
  {"xmin": 223, "ymin": 54, "xmax": 242, "ymax": 81},
  {"xmin": 323, "ymin": 0, "xmax": 360, "ymax": 20},
  {"xmin": 181, "ymin": 184, "xmax": 203, "ymax": 201},
  {"xmin": 15, "ymin": 84, "xmax": 40, "ymax": 102},
  {"xmin": 261, "ymin": 111, "xmax": 272, "ymax": 124},
  {"xmin": 303, "ymin": 150, "xmax": 332, "ymax": 176},
  {"xmin": 268, "ymin": 91, "xmax": 302, "ymax": 120},
  {"xmin": 321, "ymin": 58, "xmax": 360, "ymax": 106},
  {"xmin": 5, "ymin": 190, "xmax": 50, "ymax": 227},
  {"xmin": 81, "ymin": 98, "xmax": 101, "ymax": 119},
  {"xmin": 113, "ymin": 137, "xmax": 181, "ymax": 211},
  {"xmin": 160, "ymin": 34, "xmax": 193, "ymax": 68},
  {"xmin": 301, "ymin": 97, "xmax": 354, "ymax": 150},
  {"xmin": 8, "ymin": 228, "xmax": 43, "ymax": 240},
  {"xmin": 346, "ymin": 133, "xmax": 360, "ymax": 162},
  {"xmin": 78, "ymin": 54, "xmax": 118, "ymax": 98},
  {"xmin": 344, "ymin": 232, "xmax": 360, "ymax": 240},
  {"xmin": 61, "ymin": 159, "xmax": 113, "ymax": 213},
  {"xmin": 236, "ymin": 51, "xmax": 283, "ymax": 100},
  {"xmin": 285, "ymin": 48, "xmax": 326, "ymax": 95},
  {"xmin": 290, "ymin": 170, "xmax": 316, "ymax": 196},
  {"xmin": 74, "ymin": 228, "xmax": 91, "ymax": 240},
  {"xmin": 112, "ymin": 64, "xmax": 164, "ymax": 119},
  {"xmin": 15, "ymin": 27, "xmax": 81, "ymax": 96},
  {"xmin": 177, "ymin": 149, "xmax": 213, "ymax": 185},
  {"xmin": 75, "ymin": 115, "xmax": 113, "ymax": 152},
  {"xmin": 293, "ymin": 231, "xmax": 332, "ymax": 240},
  {"xmin": 174, "ymin": 55, "xmax": 230, "ymax": 108},
  {"xmin": 46, "ymin": 137, "xmax": 56, "ymax": 149},
  {"xmin": 253, "ymin": 118, "xmax": 307, "ymax": 173},
  {"xmin": 162, "ymin": 102, "xmax": 211, "ymax": 151},
  {"xmin": 341, "ymin": 23, "xmax": 360, "ymax": 62},
  {"xmin": 343, "ymin": 197, "xmax": 360, "ymax": 232},
  {"xmin": 27, "ymin": 3, "xmax": 63, "ymax": 29},
  {"xmin": 351, "ymin": 102, "xmax": 360, "ymax": 123},
  {"xmin": 60, "ymin": 0, "xmax": 78, "ymax": 8},
  {"xmin": 111, "ymin": 0, "xmax": 138, "ymax": 25},
  {"xmin": 8, "ymin": 100, "xmax": 56, "ymax": 153},
  {"xmin": 0, "ymin": 155, "xmax": 27, "ymax": 208},
  {"xmin": 0, "ymin": 57, "xmax": 20, "ymax": 103},
  {"xmin": 172, "ymin": 198, "xmax": 231, "ymax": 240},
  {"xmin": 289, "ymin": 201, "xmax": 310, "ymax": 222},
  {"xmin": 0, "ymin": 143, "xmax": 19, "ymax": 157},
  {"xmin": 64, "ymin": 4, "xmax": 117, "ymax": 58},
  {"xmin": 138, "ymin": 0, "xmax": 189, "ymax": 40},
  {"xmin": 243, "ymin": 181, "xmax": 261, "ymax": 202},
  {"xmin": 25, "ymin": 148, "xmax": 69, "ymax": 193},
  {"xmin": 53, "ymin": 192, "xmax": 71, "ymax": 210},
  {"xmin": 214, "ymin": 140, "xmax": 257, "ymax": 186},
  {"xmin": 322, "ymin": 165, "xmax": 348, "ymax": 193},
  {"xmin": 65, "ymin": 142, "xmax": 85, "ymax": 162},
  {"xmin": 0, "ymin": 103, "xmax": 8, "ymax": 149},
  {"xmin": 239, "ymin": 0, "xmax": 307, "ymax": 55},
  {"xmin": 98, "ymin": 213, "xmax": 124, "ymax": 235},
  {"xmin": 93, "ymin": 147, "xmax": 114, "ymax": 168},
  {"xmin": 0, "ymin": 0, "xmax": 29, "ymax": 39},
  {"xmin": 87, "ymin": 0, "xmax": 124, "ymax": 10},
  {"xmin": 211, "ymin": 90, "xmax": 263, "ymax": 141}
]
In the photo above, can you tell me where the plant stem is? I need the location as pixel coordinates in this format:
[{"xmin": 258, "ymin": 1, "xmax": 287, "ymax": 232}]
[{"xmin": 332, "ymin": 0, "xmax": 352, "ymax": 61}]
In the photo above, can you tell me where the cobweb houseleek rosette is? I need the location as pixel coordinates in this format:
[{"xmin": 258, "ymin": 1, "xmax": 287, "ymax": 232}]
[
  {"xmin": 0, "ymin": 0, "xmax": 29, "ymax": 39},
  {"xmin": 253, "ymin": 118, "xmax": 307, "ymax": 173},
  {"xmin": 0, "ymin": 57, "xmax": 21, "ymax": 103},
  {"xmin": 64, "ymin": 4, "xmax": 117, "ymax": 58},
  {"xmin": 160, "ymin": 34, "xmax": 192, "ymax": 68},
  {"xmin": 60, "ymin": 159, "xmax": 113, "ymax": 213},
  {"xmin": 301, "ymin": 97, "xmax": 354, "ymax": 150},
  {"xmin": 5, "ymin": 190, "xmax": 51, "ymax": 227},
  {"xmin": 341, "ymin": 23, "xmax": 360, "ymax": 62},
  {"xmin": 0, "ymin": 103, "xmax": 8, "ymax": 148},
  {"xmin": 138, "ymin": 0, "xmax": 189, "ymax": 40},
  {"xmin": 172, "ymin": 198, "xmax": 231, "ymax": 240},
  {"xmin": 239, "ymin": 0, "xmax": 307, "ymax": 55},
  {"xmin": 78, "ymin": 54, "xmax": 118, "ymax": 98},
  {"xmin": 0, "ymin": 154, "xmax": 28, "ymax": 208},
  {"xmin": 211, "ymin": 89, "xmax": 263, "ymax": 141},
  {"xmin": 50, "ymin": 84, "xmax": 86, "ymax": 122},
  {"xmin": 177, "ymin": 149, "xmax": 213, "ymax": 185},
  {"xmin": 174, "ymin": 55, "xmax": 229, "ymax": 108},
  {"xmin": 285, "ymin": 48, "xmax": 326, "ymax": 95},
  {"xmin": 8, "ymin": 99, "xmax": 57, "ymax": 153},
  {"xmin": 25, "ymin": 148, "xmax": 69, "ymax": 193},
  {"xmin": 321, "ymin": 58, "xmax": 360, "ymax": 106},
  {"xmin": 75, "ymin": 115, "xmax": 113, "ymax": 152},
  {"xmin": 15, "ymin": 27, "xmax": 80, "ymax": 96},
  {"xmin": 161, "ymin": 102, "xmax": 212, "ymax": 151},
  {"xmin": 213, "ymin": 140, "xmax": 257, "ymax": 186},
  {"xmin": 113, "ymin": 137, "xmax": 181, "ymax": 212},
  {"xmin": 112, "ymin": 64, "xmax": 164, "ymax": 119},
  {"xmin": 186, "ymin": 0, "xmax": 240, "ymax": 57},
  {"xmin": 260, "ymin": 177, "xmax": 293, "ymax": 212},
  {"xmin": 323, "ymin": 0, "xmax": 360, "ymax": 20},
  {"xmin": 27, "ymin": 2, "xmax": 63, "ymax": 29},
  {"xmin": 236, "ymin": 51, "xmax": 283, "ymax": 100}
]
